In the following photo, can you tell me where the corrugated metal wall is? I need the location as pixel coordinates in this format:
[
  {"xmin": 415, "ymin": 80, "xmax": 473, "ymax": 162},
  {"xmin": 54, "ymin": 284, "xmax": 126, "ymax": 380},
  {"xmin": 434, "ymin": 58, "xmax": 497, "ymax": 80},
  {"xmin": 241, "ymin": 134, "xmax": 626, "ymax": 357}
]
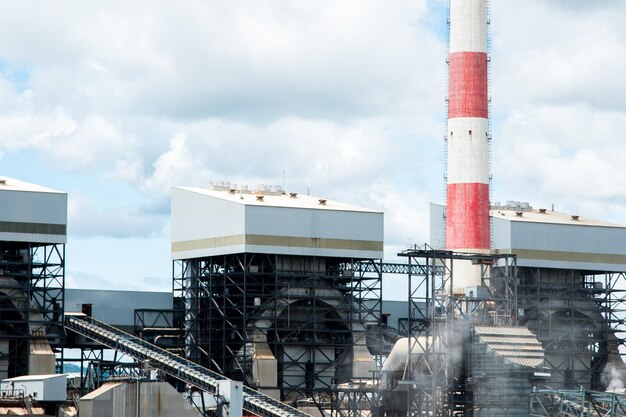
[{"xmin": 65, "ymin": 289, "xmax": 171, "ymax": 328}]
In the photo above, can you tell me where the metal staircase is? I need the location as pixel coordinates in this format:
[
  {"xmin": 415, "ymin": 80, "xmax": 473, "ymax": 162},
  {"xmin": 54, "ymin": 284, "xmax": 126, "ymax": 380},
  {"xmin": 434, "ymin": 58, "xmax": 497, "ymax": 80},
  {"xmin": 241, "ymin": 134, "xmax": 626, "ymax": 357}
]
[{"xmin": 65, "ymin": 313, "xmax": 311, "ymax": 417}]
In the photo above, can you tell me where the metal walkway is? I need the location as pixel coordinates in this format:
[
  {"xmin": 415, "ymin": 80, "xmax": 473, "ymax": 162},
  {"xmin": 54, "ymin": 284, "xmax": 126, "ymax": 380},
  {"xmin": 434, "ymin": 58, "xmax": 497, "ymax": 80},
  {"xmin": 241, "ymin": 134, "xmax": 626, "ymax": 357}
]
[{"xmin": 65, "ymin": 313, "xmax": 311, "ymax": 417}]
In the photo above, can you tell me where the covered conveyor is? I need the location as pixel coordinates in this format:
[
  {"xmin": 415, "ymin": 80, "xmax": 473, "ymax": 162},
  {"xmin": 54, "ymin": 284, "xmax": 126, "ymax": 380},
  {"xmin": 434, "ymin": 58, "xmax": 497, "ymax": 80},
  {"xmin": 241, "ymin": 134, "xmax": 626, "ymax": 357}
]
[{"xmin": 64, "ymin": 313, "xmax": 312, "ymax": 417}]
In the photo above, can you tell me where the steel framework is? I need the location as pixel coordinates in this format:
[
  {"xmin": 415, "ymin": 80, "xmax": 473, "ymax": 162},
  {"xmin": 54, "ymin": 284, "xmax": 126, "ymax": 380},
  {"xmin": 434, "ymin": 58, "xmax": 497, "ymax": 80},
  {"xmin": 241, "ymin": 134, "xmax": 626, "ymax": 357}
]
[
  {"xmin": 380, "ymin": 245, "xmax": 517, "ymax": 417},
  {"xmin": 530, "ymin": 387, "xmax": 626, "ymax": 417},
  {"xmin": 515, "ymin": 268, "xmax": 626, "ymax": 390},
  {"xmin": 0, "ymin": 242, "xmax": 65, "ymax": 377},
  {"xmin": 173, "ymin": 253, "xmax": 382, "ymax": 415},
  {"xmin": 134, "ymin": 308, "xmax": 184, "ymax": 356}
]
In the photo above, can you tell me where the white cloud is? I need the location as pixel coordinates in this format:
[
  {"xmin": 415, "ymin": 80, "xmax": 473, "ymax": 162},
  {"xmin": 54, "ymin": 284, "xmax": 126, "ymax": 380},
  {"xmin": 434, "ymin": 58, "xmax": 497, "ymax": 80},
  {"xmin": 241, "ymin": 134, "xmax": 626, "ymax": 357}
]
[
  {"xmin": 0, "ymin": 1, "xmax": 625, "ymax": 289},
  {"xmin": 68, "ymin": 193, "xmax": 164, "ymax": 239}
]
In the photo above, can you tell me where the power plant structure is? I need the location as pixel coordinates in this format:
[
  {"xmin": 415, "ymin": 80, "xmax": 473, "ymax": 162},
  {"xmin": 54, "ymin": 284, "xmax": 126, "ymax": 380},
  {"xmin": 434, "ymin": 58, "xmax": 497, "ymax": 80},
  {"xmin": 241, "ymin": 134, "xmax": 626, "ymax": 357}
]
[
  {"xmin": 1, "ymin": 1, "xmax": 626, "ymax": 417},
  {"xmin": 445, "ymin": 0, "xmax": 490, "ymax": 255},
  {"xmin": 0, "ymin": 176, "xmax": 65, "ymax": 379},
  {"xmin": 170, "ymin": 184, "xmax": 384, "ymax": 408}
]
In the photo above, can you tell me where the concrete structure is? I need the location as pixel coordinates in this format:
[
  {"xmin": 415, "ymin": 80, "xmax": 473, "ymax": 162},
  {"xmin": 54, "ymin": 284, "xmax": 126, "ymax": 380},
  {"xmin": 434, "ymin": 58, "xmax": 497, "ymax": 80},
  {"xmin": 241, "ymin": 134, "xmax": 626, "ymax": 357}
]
[
  {"xmin": 445, "ymin": 0, "xmax": 490, "ymax": 256},
  {"xmin": 1, "ymin": 373, "xmax": 66, "ymax": 402},
  {"xmin": 79, "ymin": 381, "xmax": 202, "ymax": 417}
]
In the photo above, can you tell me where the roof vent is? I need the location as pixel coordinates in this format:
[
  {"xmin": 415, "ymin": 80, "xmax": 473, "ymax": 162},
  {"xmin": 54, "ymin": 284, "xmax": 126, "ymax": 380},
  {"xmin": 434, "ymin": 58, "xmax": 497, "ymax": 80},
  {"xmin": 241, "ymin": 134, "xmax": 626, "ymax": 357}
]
[
  {"xmin": 538, "ymin": 208, "xmax": 547, "ymax": 214},
  {"xmin": 515, "ymin": 211, "xmax": 523, "ymax": 217},
  {"xmin": 256, "ymin": 195, "xmax": 264, "ymax": 202},
  {"xmin": 571, "ymin": 215, "xmax": 579, "ymax": 221},
  {"xmin": 318, "ymin": 199, "xmax": 327, "ymax": 205},
  {"xmin": 289, "ymin": 192, "xmax": 298, "ymax": 198},
  {"xmin": 0, "ymin": 179, "xmax": 6, "ymax": 185}
]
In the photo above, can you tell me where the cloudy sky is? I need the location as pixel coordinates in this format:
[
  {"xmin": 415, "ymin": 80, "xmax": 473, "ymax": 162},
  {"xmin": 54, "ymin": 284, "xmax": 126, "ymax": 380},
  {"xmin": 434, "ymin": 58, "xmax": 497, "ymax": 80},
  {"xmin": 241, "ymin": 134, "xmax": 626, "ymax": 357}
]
[{"xmin": 1, "ymin": 0, "xmax": 625, "ymax": 292}]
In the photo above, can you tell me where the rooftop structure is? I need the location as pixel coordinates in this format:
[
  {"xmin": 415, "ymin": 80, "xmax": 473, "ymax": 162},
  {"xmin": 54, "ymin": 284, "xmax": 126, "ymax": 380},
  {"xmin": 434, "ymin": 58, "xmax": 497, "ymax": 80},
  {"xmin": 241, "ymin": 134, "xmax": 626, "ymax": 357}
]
[
  {"xmin": 171, "ymin": 184, "xmax": 383, "ymax": 407},
  {"xmin": 0, "ymin": 176, "xmax": 67, "ymax": 245},
  {"xmin": 171, "ymin": 185, "xmax": 383, "ymax": 260},
  {"xmin": 432, "ymin": 202, "xmax": 626, "ymax": 271}
]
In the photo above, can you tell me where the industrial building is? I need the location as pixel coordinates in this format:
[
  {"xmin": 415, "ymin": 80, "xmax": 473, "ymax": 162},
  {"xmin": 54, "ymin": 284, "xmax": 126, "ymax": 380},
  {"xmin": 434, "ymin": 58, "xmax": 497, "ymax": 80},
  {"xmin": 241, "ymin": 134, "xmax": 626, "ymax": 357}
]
[
  {"xmin": 426, "ymin": 202, "xmax": 626, "ymax": 415},
  {"xmin": 2, "ymin": 181, "xmax": 626, "ymax": 416},
  {"xmin": 1, "ymin": 1, "xmax": 626, "ymax": 417},
  {"xmin": 0, "ymin": 176, "xmax": 65, "ymax": 379},
  {"xmin": 171, "ymin": 183, "xmax": 384, "ymax": 404}
]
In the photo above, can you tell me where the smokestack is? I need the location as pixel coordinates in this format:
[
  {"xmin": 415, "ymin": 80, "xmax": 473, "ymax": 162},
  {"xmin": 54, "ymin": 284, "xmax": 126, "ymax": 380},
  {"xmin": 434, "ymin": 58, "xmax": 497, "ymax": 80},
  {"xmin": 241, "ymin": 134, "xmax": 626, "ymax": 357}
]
[{"xmin": 446, "ymin": 0, "xmax": 490, "ymax": 253}]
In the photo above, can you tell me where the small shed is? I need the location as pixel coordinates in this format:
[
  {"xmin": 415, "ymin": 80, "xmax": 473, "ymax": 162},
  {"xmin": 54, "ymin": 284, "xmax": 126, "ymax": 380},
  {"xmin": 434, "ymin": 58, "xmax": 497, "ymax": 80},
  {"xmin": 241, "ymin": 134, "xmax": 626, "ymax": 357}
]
[{"xmin": 1, "ymin": 374, "xmax": 67, "ymax": 402}]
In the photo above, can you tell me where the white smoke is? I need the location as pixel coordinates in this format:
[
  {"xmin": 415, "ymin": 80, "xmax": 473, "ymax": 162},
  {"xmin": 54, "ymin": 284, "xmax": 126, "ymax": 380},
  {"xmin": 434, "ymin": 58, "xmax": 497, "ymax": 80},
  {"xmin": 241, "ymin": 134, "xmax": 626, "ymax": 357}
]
[{"xmin": 603, "ymin": 363, "xmax": 625, "ymax": 392}]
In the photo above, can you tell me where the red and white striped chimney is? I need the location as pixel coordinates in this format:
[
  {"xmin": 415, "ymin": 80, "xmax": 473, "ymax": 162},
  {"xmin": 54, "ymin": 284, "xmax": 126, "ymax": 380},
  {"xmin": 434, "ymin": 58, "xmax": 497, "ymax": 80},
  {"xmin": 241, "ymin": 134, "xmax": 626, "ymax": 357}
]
[{"xmin": 446, "ymin": 0, "xmax": 490, "ymax": 253}]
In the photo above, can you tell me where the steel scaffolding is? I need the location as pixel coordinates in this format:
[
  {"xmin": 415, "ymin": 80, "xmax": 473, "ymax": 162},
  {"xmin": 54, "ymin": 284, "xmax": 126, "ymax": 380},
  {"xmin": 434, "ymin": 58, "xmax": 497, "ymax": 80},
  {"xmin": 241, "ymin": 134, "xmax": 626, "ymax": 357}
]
[
  {"xmin": 379, "ymin": 245, "xmax": 517, "ymax": 417},
  {"xmin": 0, "ymin": 242, "xmax": 65, "ymax": 377},
  {"xmin": 515, "ymin": 268, "xmax": 626, "ymax": 390},
  {"xmin": 530, "ymin": 387, "xmax": 626, "ymax": 417},
  {"xmin": 173, "ymin": 252, "xmax": 382, "ymax": 415},
  {"xmin": 134, "ymin": 308, "xmax": 184, "ymax": 356}
]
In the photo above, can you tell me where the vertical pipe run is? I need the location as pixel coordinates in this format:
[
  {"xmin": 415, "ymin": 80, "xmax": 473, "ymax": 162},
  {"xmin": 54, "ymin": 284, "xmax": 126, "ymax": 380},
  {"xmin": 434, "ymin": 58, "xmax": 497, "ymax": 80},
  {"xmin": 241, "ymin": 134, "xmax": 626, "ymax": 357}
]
[{"xmin": 446, "ymin": 0, "xmax": 490, "ymax": 253}]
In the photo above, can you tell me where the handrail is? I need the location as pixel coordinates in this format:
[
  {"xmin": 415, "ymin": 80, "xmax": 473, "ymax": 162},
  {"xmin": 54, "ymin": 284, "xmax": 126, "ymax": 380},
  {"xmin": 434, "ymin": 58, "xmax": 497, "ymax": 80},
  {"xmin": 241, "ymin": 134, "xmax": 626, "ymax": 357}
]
[{"xmin": 65, "ymin": 313, "xmax": 311, "ymax": 417}]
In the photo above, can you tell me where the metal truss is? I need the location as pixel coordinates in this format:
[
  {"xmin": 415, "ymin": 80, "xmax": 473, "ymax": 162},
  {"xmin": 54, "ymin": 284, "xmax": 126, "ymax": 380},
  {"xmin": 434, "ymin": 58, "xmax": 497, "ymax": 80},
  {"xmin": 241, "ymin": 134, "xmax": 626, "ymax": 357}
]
[
  {"xmin": 515, "ymin": 268, "xmax": 626, "ymax": 390},
  {"xmin": 530, "ymin": 387, "xmax": 626, "ymax": 417},
  {"xmin": 0, "ymin": 242, "xmax": 65, "ymax": 377},
  {"xmin": 61, "ymin": 347, "xmax": 105, "ymax": 393},
  {"xmin": 329, "ymin": 379, "xmax": 380, "ymax": 417},
  {"xmin": 174, "ymin": 253, "xmax": 382, "ymax": 416},
  {"xmin": 382, "ymin": 245, "xmax": 518, "ymax": 417},
  {"xmin": 134, "ymin": 308, "xmax": 184, "ymax": 355},
  {"xmin": 66, "ymin": 313, "xmax": 313, "ymax": 417},
  {"xmin": 397, "ymin": 245, "xmax": 455, "ymax": 417},
  {"xmin": 85, "ymin": 360, "xmax": 161, "ymax": 387}
]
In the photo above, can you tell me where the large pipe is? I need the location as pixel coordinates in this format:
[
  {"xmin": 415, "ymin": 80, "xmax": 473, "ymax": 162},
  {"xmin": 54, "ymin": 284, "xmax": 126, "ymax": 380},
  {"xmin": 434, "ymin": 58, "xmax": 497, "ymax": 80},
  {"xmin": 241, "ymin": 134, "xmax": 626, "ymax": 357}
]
[{"xmin": 446, "ymin": 0, "xmax": 490, "ymax": 253}]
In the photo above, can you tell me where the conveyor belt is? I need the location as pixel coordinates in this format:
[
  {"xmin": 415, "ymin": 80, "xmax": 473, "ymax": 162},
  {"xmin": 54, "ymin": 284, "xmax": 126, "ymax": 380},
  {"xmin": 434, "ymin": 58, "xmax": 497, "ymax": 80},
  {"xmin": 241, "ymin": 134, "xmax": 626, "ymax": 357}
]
[{"xmin": 65, "ymin": 313, "xmax": 311, "ymax": 417}]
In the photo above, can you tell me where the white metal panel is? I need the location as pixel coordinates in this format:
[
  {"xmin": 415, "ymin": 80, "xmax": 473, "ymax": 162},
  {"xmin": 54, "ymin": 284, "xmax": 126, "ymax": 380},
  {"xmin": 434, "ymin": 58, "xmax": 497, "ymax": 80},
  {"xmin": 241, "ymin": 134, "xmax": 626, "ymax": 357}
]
[
  {"xmin": 171, "ymin": 187, "xmax": 245, "ymax": 241},
  {"xmin": 491, "ymin": 216, "xmax": 512, "ymax": 249},
  {"xmin": 434, "ymin": 204, "xmax": 626, "ymax": 271},
  {"xmin": 493, "ymin": 215, "xmax": 626, "ymax": 271},
  {"xmin": 447, "ymin": 117, "xmax": 489, "ymax": 184},
  {"xmin": 246, "ymin": 206, "xmax": 383, "ymax": 242},
  {"xmin": 172, "ymin": 187, "xmax": 383, "ymax": 260},
  {"xmin": 510, "ymin": 221, "xmax": 626, "ymax": 256},
  {"xmin": 180, "ymin": 186, "xmax": 377, "ymax": 212},
  {"xmin": 245, "ymin": 206, "xmax": 383, "ymax": 258},
  {"xmin": 171, "ymin": 187, "xmax": 246, "ymax": 259},
  {"xmin": 0, "ymin": 189, "xmax": 67, "ymax": 243},
  {"xmin": 0, "ymin": 176, "xmax": 63, "ymax": 193},
  {"xmin": 244, "ymin": 244, "xmax": 381, "ymax": 260},
  {"xmin": 1, "ymin": 374, "xmax": 66, "ymax": 401},
  {"xmin": 449, "ymin": 0, "xmax": 487, "ymax": 53},
  {"xmin": 0, "ymin": 190, "xmax": 66, "ymax": 224}
]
